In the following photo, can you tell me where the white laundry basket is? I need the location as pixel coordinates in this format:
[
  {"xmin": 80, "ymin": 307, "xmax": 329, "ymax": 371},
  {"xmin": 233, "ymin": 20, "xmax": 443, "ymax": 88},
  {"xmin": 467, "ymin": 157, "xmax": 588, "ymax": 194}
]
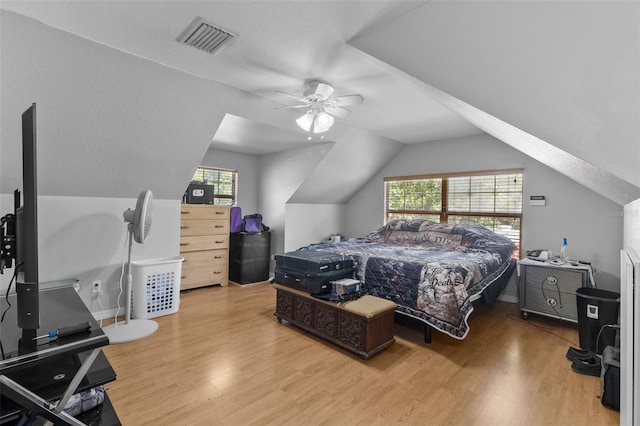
[{"xmin": 131, "ymin": 256, "xmax": 184, "ymax": 319}]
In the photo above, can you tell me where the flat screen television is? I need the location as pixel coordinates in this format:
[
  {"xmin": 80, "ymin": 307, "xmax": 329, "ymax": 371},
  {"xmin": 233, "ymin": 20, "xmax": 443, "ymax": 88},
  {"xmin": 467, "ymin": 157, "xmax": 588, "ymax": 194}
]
[{"xmin": 16, "ymin": 103, "xmax": 40, "ymax": 333}]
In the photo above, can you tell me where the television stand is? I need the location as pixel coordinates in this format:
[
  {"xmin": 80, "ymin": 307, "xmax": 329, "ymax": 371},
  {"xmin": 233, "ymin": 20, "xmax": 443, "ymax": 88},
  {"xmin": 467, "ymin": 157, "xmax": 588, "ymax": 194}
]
[{"xmin": 1, "ymin": 283, "xmax": 120, "ymax": 425}]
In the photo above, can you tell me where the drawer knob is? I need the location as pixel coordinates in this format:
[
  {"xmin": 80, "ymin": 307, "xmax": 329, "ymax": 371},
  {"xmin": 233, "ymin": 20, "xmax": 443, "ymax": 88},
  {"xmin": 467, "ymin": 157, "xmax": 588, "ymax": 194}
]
[
  {"xmin": 215, "ymin": 211, "xmax": 224, "ymax": 215},
  {"xmin": 182, "ymin": 274, "xmax": 188, "ymax": 279},
  {"xmin": 181, "ymin": 226, "xmax": 189, "ymax": 230},
  {"xmin": 546, "ymin": 276, "xmax": 558, "ymax": 285},
  {"xmin": 180, "ymin": 243, "xmax": 190, "ymax": 246},
  {"xmin": 181, "ymin": 211, "xmax": 190, "ymax": 215},
  {"xmin": 214, "ymin": 225, "xmax": 224, "ymax": 228},
  {"xmin": 214, "ymin": 256, "xmax": 224, "ymax": 259},
  {"xmin": 214, "ymin": 270, "xmax": 223, "ymax": 274},
  {"xmin": 215, "ymin": 240, "xmax": 224, "ymax": 244}
]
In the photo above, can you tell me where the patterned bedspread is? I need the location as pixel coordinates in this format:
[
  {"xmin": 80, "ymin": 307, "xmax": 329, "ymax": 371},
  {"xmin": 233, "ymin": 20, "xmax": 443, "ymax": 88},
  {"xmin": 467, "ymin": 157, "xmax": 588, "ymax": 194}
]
[{"xmin": 298, "ymin": 219, "xmax": 516, "ymax": 339}]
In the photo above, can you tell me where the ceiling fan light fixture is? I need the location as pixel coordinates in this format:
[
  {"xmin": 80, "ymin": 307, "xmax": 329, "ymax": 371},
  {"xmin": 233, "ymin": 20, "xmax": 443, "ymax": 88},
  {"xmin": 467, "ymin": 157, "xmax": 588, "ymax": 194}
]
[
  {"xmin": 296, "ymin": 111, "xmax": 314, "ymax": 132},
  {"xmin": 313, "ymin": 112, "xmax": 334, "ymax": 133}
]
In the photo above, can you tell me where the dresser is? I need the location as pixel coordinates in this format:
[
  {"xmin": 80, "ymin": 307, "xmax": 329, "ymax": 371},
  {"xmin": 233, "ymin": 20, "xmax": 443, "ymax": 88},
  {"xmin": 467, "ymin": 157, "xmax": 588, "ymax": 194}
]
[
  {"xmin": 180, "ymin": 204, "xmax": 229, "ymax": 290},
  {"xmin": 518, "ymin": 258, "xmax": 594, "ymax": 322}
]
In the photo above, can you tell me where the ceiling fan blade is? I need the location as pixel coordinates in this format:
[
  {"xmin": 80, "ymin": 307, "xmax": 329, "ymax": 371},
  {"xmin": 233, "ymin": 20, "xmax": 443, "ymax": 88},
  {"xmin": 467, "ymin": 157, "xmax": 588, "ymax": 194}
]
[
  {"xmin": 313, "ymin": 82, "xmax": 335, "ymax": 100},
  {"xmin": 274, "ymin": 104, "xmax": 311, "ymax": 110},
  {"xmin": 330, "ymin": 94, "xmax": 364, "ymax": 106},
  {"xmin": 276, "ymin": 90, "xmax": 307, "ymax": 102},
  {"xmin": 323, "ymin": 105, "xmax": 351, "ymax": 118}
]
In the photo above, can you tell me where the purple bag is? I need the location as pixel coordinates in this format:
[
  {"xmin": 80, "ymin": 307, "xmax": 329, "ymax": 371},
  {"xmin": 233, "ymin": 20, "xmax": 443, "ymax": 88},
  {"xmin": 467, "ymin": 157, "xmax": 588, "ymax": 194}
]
[
  {"xmin": 230, "ymin": 205, "xmax": 243, "ymax": 233},
  {"xmin": 243, "ymin": 214, "xmax": 262, "ymax": 233}
]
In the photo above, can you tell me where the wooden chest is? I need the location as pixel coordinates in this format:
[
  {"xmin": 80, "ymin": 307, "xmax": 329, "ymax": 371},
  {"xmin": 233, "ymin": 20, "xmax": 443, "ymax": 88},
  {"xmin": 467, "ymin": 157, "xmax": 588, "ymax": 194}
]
[{"xmin": 273, "ymin": 284, "xmax": 396, "ymax": 359}]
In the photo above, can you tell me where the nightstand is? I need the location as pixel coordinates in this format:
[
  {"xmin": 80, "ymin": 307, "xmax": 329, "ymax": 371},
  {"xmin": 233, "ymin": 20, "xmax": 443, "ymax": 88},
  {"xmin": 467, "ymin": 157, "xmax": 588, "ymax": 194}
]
[{"xmin": 517, "ymin": 258, "xmax": 594, "ymax": 322}]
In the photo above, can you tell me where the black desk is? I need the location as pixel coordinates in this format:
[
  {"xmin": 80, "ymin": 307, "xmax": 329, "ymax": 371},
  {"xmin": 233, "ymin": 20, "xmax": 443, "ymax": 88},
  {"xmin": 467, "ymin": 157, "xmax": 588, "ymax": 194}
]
[{"xmin": 0, "ymin": 283, "xmax": 119, "ymax": 425}]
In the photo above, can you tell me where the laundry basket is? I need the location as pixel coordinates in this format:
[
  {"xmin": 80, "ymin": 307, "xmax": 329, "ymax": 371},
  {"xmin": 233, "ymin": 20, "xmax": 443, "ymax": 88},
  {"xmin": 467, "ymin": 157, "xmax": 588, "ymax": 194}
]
[{"xmin": 131, "ymin": 256, "xmax": 183, "ymax": 319}]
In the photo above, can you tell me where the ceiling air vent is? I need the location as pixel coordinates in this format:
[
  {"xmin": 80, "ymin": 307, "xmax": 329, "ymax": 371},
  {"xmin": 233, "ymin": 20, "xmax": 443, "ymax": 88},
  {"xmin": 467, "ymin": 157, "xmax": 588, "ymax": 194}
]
[{"xmin": 176, "ymin": 17, "xmax": 237, "ymax": 55}]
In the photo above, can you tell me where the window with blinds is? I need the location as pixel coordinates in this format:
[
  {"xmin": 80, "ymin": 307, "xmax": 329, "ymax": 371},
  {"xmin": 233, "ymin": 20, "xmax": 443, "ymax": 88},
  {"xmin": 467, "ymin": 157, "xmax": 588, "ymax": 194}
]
[
  {"xmin": 384, "ymin": 169, "xmax": 523, "ymax": 255},
  {"xmin": 190, "ymin": 166, "xmax": 237, "ymax": 205}
]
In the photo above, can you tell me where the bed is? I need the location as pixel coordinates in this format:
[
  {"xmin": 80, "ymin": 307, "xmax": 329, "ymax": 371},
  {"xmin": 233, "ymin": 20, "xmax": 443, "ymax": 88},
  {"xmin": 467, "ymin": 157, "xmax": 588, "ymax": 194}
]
[{"xmin": 296, "ymin": 219, "xmax": 517, "ymax": 341}]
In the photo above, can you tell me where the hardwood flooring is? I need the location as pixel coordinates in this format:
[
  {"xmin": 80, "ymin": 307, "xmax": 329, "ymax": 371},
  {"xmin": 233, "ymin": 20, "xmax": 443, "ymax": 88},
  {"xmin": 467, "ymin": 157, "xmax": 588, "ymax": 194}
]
[{"xmin": 102, "ymin": 283, "xmax": 619, "ymax": 425}]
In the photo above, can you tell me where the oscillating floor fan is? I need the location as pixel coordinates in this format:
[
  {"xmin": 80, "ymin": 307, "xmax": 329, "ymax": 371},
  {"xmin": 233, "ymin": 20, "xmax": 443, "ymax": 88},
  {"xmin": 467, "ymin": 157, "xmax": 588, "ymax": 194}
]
[{"xmin": 103, "ymin": 189, "xmax": 158, "ymax": 343}]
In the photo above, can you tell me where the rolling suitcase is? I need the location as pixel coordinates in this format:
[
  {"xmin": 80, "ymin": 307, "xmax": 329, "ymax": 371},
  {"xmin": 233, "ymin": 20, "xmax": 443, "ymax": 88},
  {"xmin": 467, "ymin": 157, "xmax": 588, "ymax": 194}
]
[
  {"xmin": 274, "ymin": 250, "xmax": 353, "ymax": 273},
  {"xmin": 274, "ymin": 265, "xmax": 353, "ymax": 294},
  {"xmin": 273, "ymin": 250, "xmax": 354, "ymax": 294}
]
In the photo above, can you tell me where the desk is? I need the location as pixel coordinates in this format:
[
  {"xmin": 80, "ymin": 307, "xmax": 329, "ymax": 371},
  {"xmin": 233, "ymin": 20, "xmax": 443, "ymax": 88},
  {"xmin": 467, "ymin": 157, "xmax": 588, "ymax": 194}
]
[{"xmin": 1, "ymin": 283, "xmax": 119, "ymax": 425}]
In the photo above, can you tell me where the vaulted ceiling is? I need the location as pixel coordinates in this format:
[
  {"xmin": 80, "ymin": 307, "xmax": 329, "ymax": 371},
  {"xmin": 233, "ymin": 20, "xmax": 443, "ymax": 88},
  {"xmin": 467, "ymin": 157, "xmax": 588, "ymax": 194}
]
[{"xmin": 1, "ymin": 1, "xmax": 638, "ymax": 205}]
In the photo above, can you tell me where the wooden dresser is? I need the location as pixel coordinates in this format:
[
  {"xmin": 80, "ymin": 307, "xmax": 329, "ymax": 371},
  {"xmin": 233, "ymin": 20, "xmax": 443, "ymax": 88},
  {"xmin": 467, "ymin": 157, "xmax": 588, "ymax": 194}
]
[{"xmin": 180, "ymin": 204, "xmax": 229, "ymax": 290}]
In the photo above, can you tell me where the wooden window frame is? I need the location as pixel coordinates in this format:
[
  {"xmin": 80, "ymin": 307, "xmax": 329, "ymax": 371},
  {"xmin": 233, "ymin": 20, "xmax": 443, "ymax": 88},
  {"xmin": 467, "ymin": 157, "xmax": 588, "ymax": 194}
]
[
  {"xmin": 384, "ymin": 168, "xmax": 523, "ymax": 256},
  {"xmin": 191, "ymin": 166, "xmax": 238, "ymax": 206}
]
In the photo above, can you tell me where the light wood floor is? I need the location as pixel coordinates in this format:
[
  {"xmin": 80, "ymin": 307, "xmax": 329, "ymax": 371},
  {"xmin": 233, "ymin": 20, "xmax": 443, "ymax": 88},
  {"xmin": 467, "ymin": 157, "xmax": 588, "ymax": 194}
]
[{"xmin": 102, "ymin": 283, "xmax": 619, "ymax": 425}]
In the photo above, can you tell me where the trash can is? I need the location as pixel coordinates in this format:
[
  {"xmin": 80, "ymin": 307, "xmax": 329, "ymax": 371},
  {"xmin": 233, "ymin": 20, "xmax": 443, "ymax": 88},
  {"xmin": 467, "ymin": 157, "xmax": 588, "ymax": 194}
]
[{"xmin": 575, "ymin": 287, "xmax": 620, "ymax": 354}]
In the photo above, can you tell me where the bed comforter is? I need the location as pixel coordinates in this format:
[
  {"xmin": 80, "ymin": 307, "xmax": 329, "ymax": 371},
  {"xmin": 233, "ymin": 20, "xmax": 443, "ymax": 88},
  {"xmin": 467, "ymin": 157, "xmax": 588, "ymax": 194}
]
[{"xmin": 298, "ymin": 219, "xmax": 517, "ymax": 339}]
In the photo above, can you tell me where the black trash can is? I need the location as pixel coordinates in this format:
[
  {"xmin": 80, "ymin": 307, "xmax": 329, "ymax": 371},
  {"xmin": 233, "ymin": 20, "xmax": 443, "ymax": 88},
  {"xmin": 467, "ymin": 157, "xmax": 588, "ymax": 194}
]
[{"xmin": 575, "ymin": 288, "xmax": 620, "ymax": 354}]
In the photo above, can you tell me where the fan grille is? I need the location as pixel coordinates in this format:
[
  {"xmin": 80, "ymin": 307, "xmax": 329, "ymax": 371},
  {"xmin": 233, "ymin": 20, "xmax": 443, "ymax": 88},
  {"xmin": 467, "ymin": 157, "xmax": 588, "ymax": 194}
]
[{"xmin": 177, "ymin": 17, "xmax": 236, "ymax": 55}]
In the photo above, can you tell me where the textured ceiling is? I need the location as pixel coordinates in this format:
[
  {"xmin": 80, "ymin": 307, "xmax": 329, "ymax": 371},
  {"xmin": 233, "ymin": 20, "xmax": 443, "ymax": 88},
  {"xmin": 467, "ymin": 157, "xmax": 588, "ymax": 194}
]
[{"xmin": 0, "ymin": 0, "xmax": 481, "ymax": 155}]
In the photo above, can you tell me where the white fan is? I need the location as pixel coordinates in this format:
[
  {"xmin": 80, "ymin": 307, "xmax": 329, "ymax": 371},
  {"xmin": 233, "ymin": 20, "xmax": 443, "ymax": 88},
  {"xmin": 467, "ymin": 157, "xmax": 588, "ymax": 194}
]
[
  {"xmin": 103, "ymin": 189, "xmax": 158, "ymax": 343},
  {"xmin": 276, "ymin": 80, "xmax": 364, "ymax": 133}
]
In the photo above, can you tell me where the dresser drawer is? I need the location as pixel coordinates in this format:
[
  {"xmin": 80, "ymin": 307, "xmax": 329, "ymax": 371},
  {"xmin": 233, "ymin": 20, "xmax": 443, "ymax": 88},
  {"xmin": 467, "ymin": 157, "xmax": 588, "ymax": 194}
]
[
  {"xmin": 524, "ymin": 265, "xmax": 586, "ymax": 293},
  {"xmin": 181, "ymin": 265, "xmax": 228, "ymax": 289},
  {"xmin": 521, "ymin": 285, "xmax": 578, "ymax": 321},
  {"xmin": 180, "ymin": 219, "xmax": 229, "ymax": 236},
  {"xmin": 181, "ymin": 249, "xmax": 227, "ymax": 270},
  {"xmin": 180, "ymin": 205, "xmax": 229, "ymax": 220},
  {"xmin": 180, "ymin": 235, "xmax": 229, "ymax": 252}
]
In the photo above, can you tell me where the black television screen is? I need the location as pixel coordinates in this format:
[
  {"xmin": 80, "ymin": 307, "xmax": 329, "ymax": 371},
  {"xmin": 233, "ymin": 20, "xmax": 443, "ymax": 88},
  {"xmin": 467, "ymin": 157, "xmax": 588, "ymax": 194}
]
[{"xmin": 16, "ymin": 103, "xmax": 40, "ymax": 332}]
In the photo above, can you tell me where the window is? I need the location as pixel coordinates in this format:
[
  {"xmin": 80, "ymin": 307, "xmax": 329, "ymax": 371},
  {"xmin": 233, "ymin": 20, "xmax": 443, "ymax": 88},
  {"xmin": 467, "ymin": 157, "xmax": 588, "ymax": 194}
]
[
  {"xmin": 190, "ymin": 166, "xmax": 237, "ymax": 206},
  {"xmin": 384, "ymin": 169, "xmax": 523, "ymax": 256}
]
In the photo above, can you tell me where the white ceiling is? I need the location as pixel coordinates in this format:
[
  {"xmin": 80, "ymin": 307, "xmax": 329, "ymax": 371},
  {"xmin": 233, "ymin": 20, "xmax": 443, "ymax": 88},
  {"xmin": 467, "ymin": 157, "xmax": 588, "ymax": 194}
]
[{"xmin": 1, "ymin": 0, "xmax": 481, "ymax": 155}]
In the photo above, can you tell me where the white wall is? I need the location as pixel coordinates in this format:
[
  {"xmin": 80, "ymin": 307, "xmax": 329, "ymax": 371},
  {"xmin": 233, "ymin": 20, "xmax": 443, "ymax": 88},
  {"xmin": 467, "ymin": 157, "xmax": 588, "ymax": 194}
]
[
  {"xmin": 200, "ymin": 148, "xmax": 260, "ymax": 216},
  {"xmin": 285, "ymin": 203, "xmax": 346, "ymax": 251},
  {"xmin": 345, "ymin": 134, "xmax": 624, "ymax": 299},
  {"xmin": 258, "ymin": 144, "xmax": 334, "ymax": 260},
  {"xmin": 0, "ymin": 195, "xmax": 180, "ymax": 318}
]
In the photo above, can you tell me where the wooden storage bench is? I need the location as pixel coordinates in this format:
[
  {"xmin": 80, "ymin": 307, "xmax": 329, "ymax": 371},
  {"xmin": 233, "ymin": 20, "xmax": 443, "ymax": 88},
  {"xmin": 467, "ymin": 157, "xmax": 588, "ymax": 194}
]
[{"xmin": 273, "ymin": 284, "xmax": 396, "ymax": 359}]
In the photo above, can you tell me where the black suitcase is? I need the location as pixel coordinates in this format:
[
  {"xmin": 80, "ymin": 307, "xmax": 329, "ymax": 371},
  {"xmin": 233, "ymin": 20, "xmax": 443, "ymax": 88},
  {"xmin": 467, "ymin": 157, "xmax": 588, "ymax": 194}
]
[
  {"xmin": 274, "ymin": 250, "xmax": 353, "ymax": 274},
  {"xmin": 601, "ymin": 345, "xmax": 620, "ymax": 410},
  {"xmin": 274, "ymin": 265, "xmax": 353, "ymax": 294}
]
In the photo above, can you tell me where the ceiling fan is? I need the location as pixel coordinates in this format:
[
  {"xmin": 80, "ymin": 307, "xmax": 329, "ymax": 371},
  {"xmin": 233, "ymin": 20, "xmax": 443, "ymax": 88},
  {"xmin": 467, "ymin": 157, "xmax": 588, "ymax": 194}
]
[{"xmin": 276, "ymin": 80, "xmax": 364, "ymax": 134}]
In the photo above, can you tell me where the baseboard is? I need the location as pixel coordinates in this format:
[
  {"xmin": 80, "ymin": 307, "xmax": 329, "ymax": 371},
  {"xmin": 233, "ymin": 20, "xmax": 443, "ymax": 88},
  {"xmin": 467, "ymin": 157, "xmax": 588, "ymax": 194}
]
[
  {"xmin": 92, "ymin": 308, "xmax": 121, "ymax": 321},
  {"xmin": 498, "ymin": 294, "xmax": 519, "ymax": 304}
]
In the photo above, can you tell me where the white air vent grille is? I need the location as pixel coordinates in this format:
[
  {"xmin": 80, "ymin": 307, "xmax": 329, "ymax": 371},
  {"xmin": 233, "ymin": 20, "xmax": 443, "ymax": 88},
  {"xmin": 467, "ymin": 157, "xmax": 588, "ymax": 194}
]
[{"xmin": 177, "ymin": 17, "xmax": 236, "ymax": 55}]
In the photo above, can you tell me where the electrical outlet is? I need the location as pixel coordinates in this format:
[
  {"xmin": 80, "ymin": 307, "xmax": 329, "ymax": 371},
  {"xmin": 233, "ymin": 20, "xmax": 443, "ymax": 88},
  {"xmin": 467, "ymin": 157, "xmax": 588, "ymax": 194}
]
[{"xmin": 92, "ymin": 280, "xmax": 103, "ymax": 296}]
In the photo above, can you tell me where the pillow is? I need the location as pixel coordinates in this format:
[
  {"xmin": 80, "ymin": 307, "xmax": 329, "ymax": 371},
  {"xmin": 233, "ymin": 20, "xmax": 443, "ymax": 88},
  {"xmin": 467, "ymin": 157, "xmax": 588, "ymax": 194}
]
[{"xmin": 384, "ymin": 230, "xmax": 462, "ymax": 247}]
